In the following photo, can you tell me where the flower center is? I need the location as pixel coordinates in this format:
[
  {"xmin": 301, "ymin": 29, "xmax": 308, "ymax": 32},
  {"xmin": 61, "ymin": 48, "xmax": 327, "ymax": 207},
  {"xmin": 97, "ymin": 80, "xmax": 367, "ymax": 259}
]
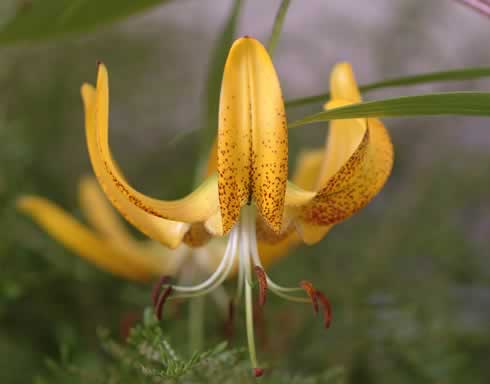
[{"xmin": 152, "ymin": 205, "xmax": 332, "ymax": 377}]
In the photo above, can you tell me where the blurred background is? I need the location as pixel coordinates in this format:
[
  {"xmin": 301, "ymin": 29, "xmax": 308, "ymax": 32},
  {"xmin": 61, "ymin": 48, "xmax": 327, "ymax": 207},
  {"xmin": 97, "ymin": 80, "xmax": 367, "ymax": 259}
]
[{"xmin": 1, "ymin": 0, "xmax": 490, "ymax": 383}]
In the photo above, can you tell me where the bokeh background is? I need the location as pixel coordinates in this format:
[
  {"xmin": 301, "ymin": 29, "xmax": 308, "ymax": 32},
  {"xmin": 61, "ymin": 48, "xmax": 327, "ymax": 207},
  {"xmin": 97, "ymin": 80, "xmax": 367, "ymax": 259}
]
[{"xmin": 1, "ymin": 0, "xmax": 490, "ymax": 383}]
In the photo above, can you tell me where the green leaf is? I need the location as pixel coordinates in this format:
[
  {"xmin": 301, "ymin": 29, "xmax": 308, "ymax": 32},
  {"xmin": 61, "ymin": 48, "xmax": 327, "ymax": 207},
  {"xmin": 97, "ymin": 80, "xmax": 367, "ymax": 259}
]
[
  {"xmin": 0, "ymin": 0, "xmax": 172, "ymax": 44},
  {"xmin": 289, "ymin": 92, "xmax": 490, "ymax": 128},
  {"xmin": 267, "ymin": 0, "xmax": 292, "ymax": 57},
  {"xmin": 195, "ymin": 0, "xmax": 242, "ymax": 182},
  {"xmin": 285, "ymin": 67, "xmax": 490, "ymax": 108}
]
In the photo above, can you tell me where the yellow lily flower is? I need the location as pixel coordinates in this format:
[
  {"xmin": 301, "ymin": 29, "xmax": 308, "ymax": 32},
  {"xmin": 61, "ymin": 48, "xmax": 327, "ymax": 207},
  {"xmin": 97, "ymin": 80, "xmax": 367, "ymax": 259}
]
[{"xmin": 19, "ymin": 36, "xmax": 393, "ymax": 376}]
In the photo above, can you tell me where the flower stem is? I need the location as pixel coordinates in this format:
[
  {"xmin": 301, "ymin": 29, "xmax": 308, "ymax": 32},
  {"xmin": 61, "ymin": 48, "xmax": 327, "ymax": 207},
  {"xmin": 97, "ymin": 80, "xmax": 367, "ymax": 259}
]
[{"xmin": 189, "ymin": 296, "xmax": 205, "ymax": 353}]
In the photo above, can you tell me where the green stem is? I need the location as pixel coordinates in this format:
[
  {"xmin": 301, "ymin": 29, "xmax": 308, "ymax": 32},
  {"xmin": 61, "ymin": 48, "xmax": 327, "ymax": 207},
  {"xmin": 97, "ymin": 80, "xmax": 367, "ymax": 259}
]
[
  {"xmin": 267, "ymin": 0, "xmax": 292, "ymax": 57},
  {"xmin": 189, "ymin": 296, "xmax": 205, "ymax": 354}
]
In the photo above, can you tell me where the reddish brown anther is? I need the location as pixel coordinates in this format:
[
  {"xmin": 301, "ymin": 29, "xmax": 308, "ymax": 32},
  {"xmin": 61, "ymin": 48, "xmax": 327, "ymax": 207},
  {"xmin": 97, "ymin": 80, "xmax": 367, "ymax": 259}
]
[
  {"xmin": 300, "ymin": 281, "xmax": 332, "ymax": 328},
  {"xmin": 300, "ymin": 280, "xmax": 319, "ymax": 314},
  {"xmin": 253, "ymin": 368, "xmax": 265, "ymax": 377},
  {"xmin": 155, "ymin": 286, "xmax": 173, "ymax": 321},
  {"xmin": 151, "ymin": 276, "xmax": 170, "ymax": 305},
  {"xmin": 254, "ymin": 266, "xmax": 268, "ymax": 307},
  {"xmin": 315, "ymin": 290, "xmax": 332, "ymax": 328}
]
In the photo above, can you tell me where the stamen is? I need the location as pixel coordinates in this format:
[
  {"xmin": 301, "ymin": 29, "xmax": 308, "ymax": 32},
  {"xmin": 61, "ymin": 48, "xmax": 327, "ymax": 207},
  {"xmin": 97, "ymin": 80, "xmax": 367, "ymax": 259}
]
[
  {"xmin": 155, "ymin": 285, "xmax": 173, "ymax": 320},
  {"xmin": 169, "ymin": 229, "xmax": 238, "ymax": 299},
  {"xmin": 151, "ymin": 276, "xmax": 171, "ymax": 305},
  {"xmin": 315, "ymin": 290, "xmax": 332, "ymax": 329},
  {"xmin": 300, "ymin": 281, "xmax": 319, "ymax": 314},
  {"xmin": 300, "ymin": 280, "xmax": 332, "ymax": 329},
  {"xmin": 254, "ymin": 266, "xmax": 268, "ymax": 307}
]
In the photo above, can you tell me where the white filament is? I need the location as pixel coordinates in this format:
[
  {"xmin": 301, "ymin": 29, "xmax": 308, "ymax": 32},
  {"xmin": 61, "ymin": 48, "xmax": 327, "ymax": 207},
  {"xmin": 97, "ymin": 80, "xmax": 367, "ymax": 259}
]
[{"xmin": 171, "ymin": 227, "xmax": 238, "ymax": 297}]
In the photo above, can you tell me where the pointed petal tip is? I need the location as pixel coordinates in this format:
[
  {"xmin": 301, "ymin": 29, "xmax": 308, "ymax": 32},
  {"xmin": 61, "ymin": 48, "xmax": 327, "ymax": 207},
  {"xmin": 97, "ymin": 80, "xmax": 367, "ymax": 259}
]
[
  {"xmin": 80, "ymin": 83, "xmax": 95, "ymax": 102},
  {"xmin": 231, "ymin": 35, "xmax": 265, "ymax": 52},
  {"xmin": 330, "ymin": 62, "xmax": 361, "ymax": 102}
]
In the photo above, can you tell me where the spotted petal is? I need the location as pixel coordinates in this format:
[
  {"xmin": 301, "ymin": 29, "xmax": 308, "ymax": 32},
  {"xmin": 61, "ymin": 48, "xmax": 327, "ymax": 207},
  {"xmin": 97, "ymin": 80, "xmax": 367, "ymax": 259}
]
[
  {"xmin": 285, "ymin": 63, "xmax": 394, "ymax": 244},
  {"xmin": 83, "ymin": 82, "xmax": 191, "ymax": 248},
  {"xmin": 86, "ymin": 64, "xmax": 220, "ymax": 231},
  {"xmin": 217, "ymin": 37, "xmax": 288, "ymax": 234}
]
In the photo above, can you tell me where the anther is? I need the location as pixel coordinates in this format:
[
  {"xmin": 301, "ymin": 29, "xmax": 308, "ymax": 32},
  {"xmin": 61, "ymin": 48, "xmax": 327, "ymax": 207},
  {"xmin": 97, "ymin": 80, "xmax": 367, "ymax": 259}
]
[
  {"xmin": 300, "ymin": 281, "xmax": 319, "ymax": 314},
  {"xmin": 151, "ymin": 276, "xmax": 171, "ymax": 305},
  {"xmin": 300, "ymin": 281, "xmax": 332, "ymax": 328},
  {"xmin": 155, "ymin": 286, "xmax": 173, "ymax": 321},
  {"xmin": 315, "ymin": 290, "xmax": 332, "ymax": 329},
  {"xmin": 254, "ymin": 266, "xmax": 268, "ymax": 307}
]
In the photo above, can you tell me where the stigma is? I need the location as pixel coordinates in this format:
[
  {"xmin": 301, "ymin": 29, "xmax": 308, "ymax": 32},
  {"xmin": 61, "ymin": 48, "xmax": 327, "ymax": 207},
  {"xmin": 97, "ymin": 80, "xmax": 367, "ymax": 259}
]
[{"xmin": 151, "ymin": 205, "xmax": 332, "ymax": 377}]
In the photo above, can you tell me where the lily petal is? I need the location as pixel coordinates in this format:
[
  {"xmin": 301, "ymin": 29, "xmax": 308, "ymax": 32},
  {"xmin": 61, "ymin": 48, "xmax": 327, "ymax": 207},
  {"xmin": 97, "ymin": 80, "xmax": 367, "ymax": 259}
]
[
  {"xmin": 218, "ymin": 37, "xmax": 288, "ymax": 234},
  {"xmin": 90, "ymin": 63, "xmax": 220, "ymax": 225},
  {"xmin": 286, "ymin": 63, "xmax": 393, "ymax": 244},
  {"xmin": 82, "ymin": 83, "xmax": 190, "ymax": 248},
  {"xmin": 299, "ymin": 103, "xmax": 393, "ymax": 230},
  {"xmin": 17, "ymin": 196, "xmax": 172, "ymax": 281},
  {"xmin": 329, "ymin": 62, "xmax": 362, "ymax": 102}
]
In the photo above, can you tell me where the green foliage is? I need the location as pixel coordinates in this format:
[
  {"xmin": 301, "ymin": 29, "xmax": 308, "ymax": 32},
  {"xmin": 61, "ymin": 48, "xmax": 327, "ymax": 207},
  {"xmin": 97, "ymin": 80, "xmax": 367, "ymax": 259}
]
[
  {"xmin": 286, "ymin": 67, "xmax": 490, "ymax": 108},
  {"xmin": 267, "ymin": 0, "xmax": 291, "ymax": 57},
  {"xmin": 290, "ymin": 92, "xmax": 490, "ymax": 128},
  {"xmin": 43, "ymin": 310, "xmax": 346, "ymax": 383},
  {"xmin": 0, "ymin": 0, "xmax": 172, "ymax": 44}
]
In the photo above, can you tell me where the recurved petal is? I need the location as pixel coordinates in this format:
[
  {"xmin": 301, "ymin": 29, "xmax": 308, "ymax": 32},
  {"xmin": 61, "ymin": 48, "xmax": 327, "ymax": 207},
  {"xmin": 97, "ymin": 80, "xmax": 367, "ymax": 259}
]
[
  {"xmin": 330, "ymin": 62, "xmax": 361, "ymax": 102},
  {"xmin": 16, "ymin": 196, "xmax": 172, "ymax": 282},
  {"xmin": 285, "ymin": 63, "xmax": 393, "ymax": 244},
  {"xmin": 299, "ymin": 101, "xmax": 393, "ymax": 235},
  {"xmin": 218, "ymin": 37, "xmax": 288, "ymax": 234},
  {"xmin": 316, "ymin": 101, "xmax": 367, "ymax": 189},
  {"xmin": 82, "ymin": 83, "xmax": 190, "ymax": 249},
  {"xmin": 91, "ymin": 63, "xmax": 220, "ymax": 225}
]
